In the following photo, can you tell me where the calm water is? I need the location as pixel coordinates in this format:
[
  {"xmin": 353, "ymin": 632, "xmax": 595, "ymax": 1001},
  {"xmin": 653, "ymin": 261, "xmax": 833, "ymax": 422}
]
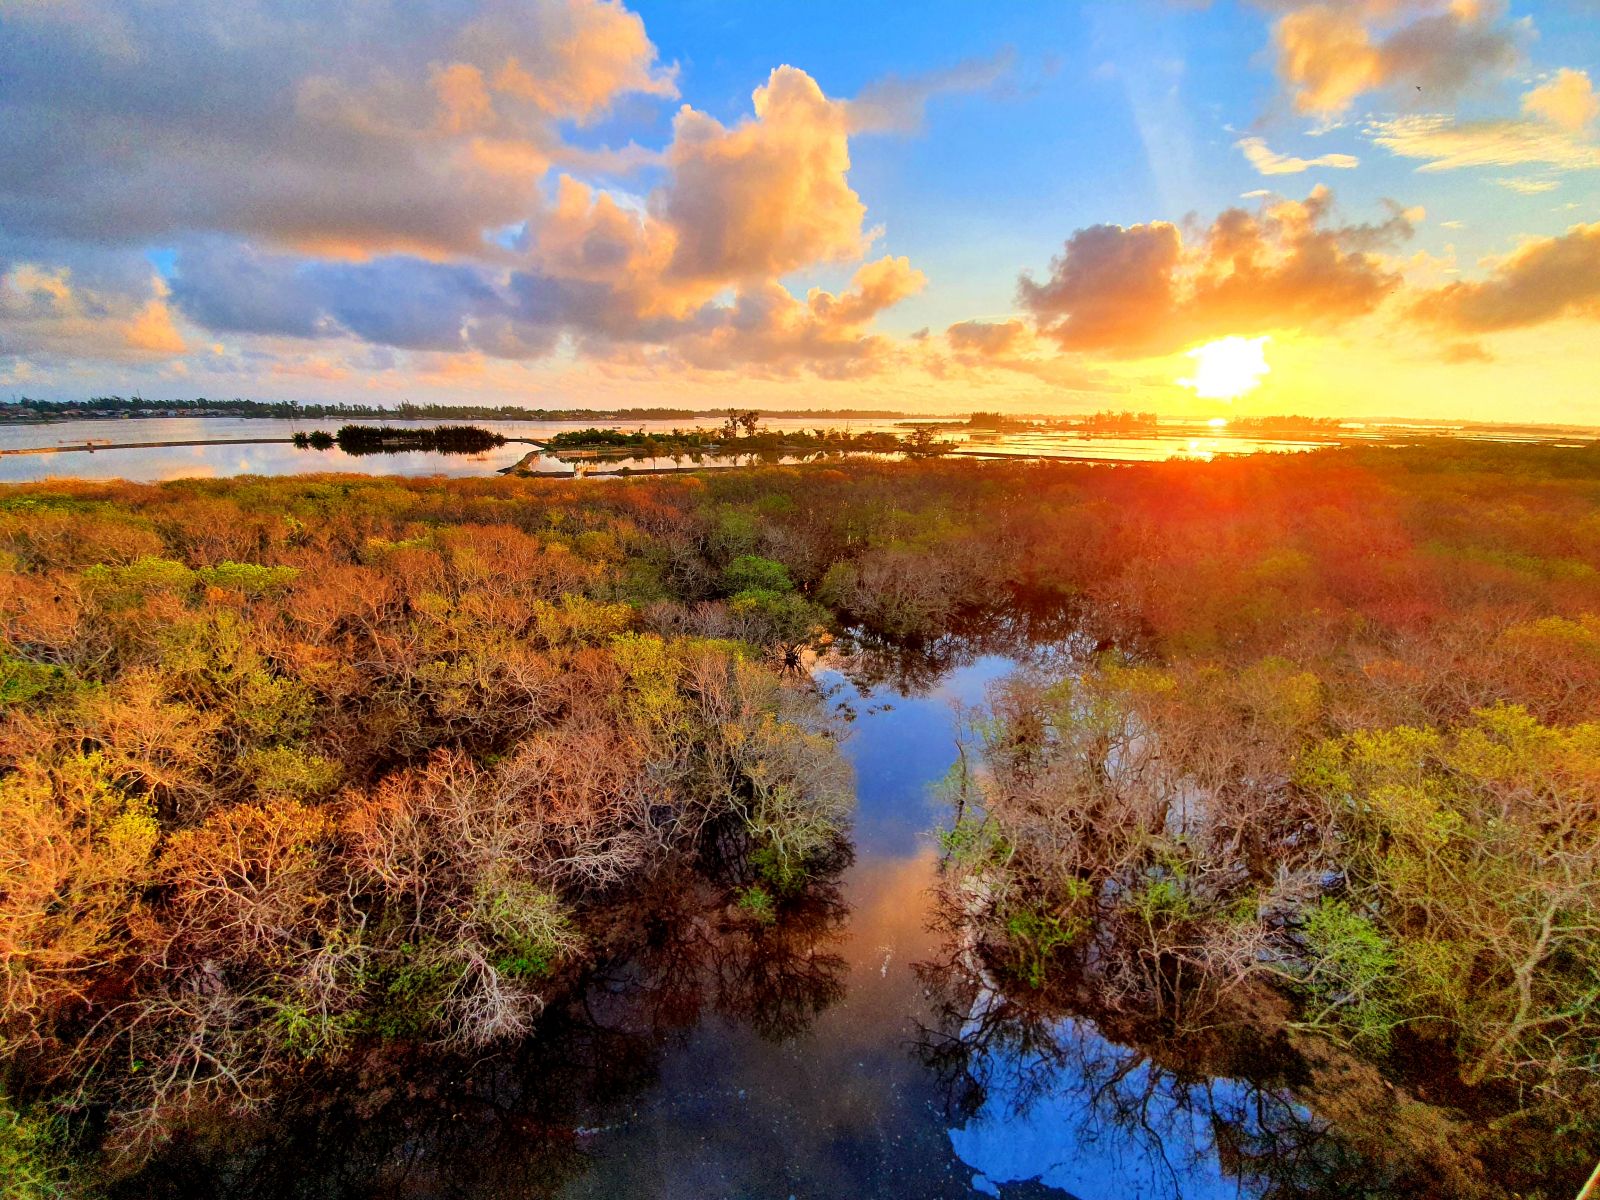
[
  {"xmin": 0, "ymin": 417, "xmax": 911, "ymax": 483},
  {"xmin": 0, "ymin": 417, "xmax": 1331, "ymax": 483},
  {"xmin": 113, "ymin": 647, "xmax": 1358, "ymax": 1200}
]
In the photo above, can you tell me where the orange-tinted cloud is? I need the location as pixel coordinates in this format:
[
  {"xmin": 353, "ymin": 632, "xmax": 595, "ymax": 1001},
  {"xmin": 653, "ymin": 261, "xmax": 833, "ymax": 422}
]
[
  {"xmin": 0, "ymin": 0, "xmax": 675, "ymax": 261},
  {"xmin": 1267, "ymin": 0, "xmax": 1520, "ymax": 117},
  {"xmin": 1236, "ymin": 136, "xmax": 1359, "ymax": 175},
  {"xmin": 1412, "ymin": 223, "xmax": 1600, "ymax": 333},
  {"xmin": 123, "ymin": 298, "xmax": 188, "ymax": 355},
  {"xmin": 466, "ymin": 0, "xmax": 678, "ymax": 122},
  {"xmin": 669, "ymin": 256, "xmax": 926, "ymax": 377},
  {"xmin": 664, "ymin": 67, "xmax": 871, "ymax": 282},
  {"xmin": 1522, "ymin": 68, "xmax": 1599, "ymax": 133},
  {"xmin": 1018, "ymin": 188, "xmax": 1413, "ymax": 355},
  {"xmin": 1367, "ymin": 68, "xmax": 1600, "ymax": 174},
  {"xmin": 946, "ymin": 319, "xmax": 1033, "ymax": 357},
  {"xmin": 0, "ymin": 265, "xmax": 188, "ymax": 362},
  {"xmin": 937, "ymin": 319, "xmax": 1120, "ymax": 391},
  {"xmin": 432, "ymin": 63, "xmax": 496, "ymax": 135},
  {"xmin": 1368, "ymin": 113, "xmax": 1600, "ymax": 171}
]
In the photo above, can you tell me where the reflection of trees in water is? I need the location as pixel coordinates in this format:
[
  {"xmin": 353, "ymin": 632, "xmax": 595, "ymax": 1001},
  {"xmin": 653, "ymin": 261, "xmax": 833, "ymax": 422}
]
[
  {"xmin": 821, "ymin": 601, "xmax": 1102, "ymax": 699},
  {"xmin": 109, "ymin": 859, "xmax": 850, "ymax": 1200},
  {"xmin": 911, "ymin": 949, "xmax": 1400, "ymax": 1200}
]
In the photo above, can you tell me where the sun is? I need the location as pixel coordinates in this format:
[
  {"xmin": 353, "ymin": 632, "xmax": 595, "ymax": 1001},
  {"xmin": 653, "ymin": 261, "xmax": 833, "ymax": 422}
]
[{"xmin": 1178, "ymin": 336, "xmax": 1270, "ymax": 401}]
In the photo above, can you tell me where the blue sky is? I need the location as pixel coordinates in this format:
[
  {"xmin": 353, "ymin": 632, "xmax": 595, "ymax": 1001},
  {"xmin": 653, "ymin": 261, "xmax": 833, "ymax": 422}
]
[{"xmin": 1, "ymin": 0, "xmax": 1597, "ymax": 419}]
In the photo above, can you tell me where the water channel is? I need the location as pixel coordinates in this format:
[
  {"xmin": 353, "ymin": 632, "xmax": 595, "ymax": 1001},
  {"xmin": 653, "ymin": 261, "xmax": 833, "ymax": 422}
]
[{"xmin": 111, "ymin": 638, "xmax": 1378, "ymax": 1199}]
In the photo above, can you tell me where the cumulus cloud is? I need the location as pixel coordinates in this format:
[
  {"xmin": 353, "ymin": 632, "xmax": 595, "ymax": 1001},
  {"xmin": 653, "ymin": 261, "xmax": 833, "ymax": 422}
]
[
  {"xmin": 667, "ymin": 256, "xmax": 927, "ymax": 377},
  {"xmin": 1412, "ymin": 222, "xmax": 1600, "ymax": 333},
  {"xmin": 1237, "ymin": 136, "xmax": 1360, "ymax": 175},
  {"xmin": 0, "ymin": 0, "xmax": 676, "ymax": 259},
  {"xmin": 1523, "ymin": 68, "xmax": 1599, "ymax": 133},
  {"xmin": 458, "ymin": 0, "xmax": 679, "ymax": 122},
  {"xmin": 0, "ymin": 264, "xmax": 187, "ymax": 363},
  {"xmin": 158, "ymin": 58, "xmax": 903, "ymax": 377},
  {"xmin": 663, "ymin": 67, "xmax": 872, "ymax": 282},
  {"xmin": 3, "ymin": 0, "xmax": 925, "ymax": 388},
  {"xmin": 1017, "ymin": 187, "xmax": 1414, "ymax": 355},
  {"xmin": 936, "ymin": 319, "xmax": 1121, "ymax": 391},
  {"xmin": 1264, "ymin": 0, "xmax": 1522, "ymax": 117}
]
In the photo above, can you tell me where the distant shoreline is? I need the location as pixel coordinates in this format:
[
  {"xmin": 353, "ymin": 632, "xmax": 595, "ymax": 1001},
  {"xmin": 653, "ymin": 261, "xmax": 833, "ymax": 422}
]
[{"xmin": 1, "ymin": 403, "xmax": 1595, "ymax": 441}]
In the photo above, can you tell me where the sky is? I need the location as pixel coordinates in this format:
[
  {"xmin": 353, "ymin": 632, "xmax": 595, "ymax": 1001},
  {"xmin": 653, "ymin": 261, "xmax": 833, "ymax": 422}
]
[{"xmin": 1, "ymin": 0, "xmax": 1597, "ymax": 421}]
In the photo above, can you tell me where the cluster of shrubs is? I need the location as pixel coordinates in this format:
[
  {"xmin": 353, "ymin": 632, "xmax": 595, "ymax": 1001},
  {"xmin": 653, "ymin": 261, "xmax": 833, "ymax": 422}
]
[
  {"xmin": 0, "ymin": 474, "xmax": 853, "ymax": 1186},
  {"xmin": 291, "ymin": 424, "xmax": 505, "ymax": 455},
  {"xmin": 3, "ymin": 441, "xmax": 1599, "ymax": 1191}
]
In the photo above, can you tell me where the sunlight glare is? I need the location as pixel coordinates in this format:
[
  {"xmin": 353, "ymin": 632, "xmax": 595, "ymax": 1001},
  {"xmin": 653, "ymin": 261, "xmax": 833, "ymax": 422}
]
[{"xmin": 1179, "ymin": 337, "xmax": 1270, "ymax": 400}]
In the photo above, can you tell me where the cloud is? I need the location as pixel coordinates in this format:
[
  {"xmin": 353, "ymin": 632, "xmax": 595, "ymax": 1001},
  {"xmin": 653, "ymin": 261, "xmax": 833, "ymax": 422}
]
[
  {"xmin": 1441, "ymin": 340, "xmax": 1494, "ymax": 364},
  {"xmin": 35, "ymin": 35, "xmax": 924, "ymax": 388},
  {"xmin": 662, "ymin": 67, "xmax": 872, "ymax": 283},
  {"xmin": 946, "ymin": 319, "xmax": 1033, "ymax": 357},
  {"xmin": 1412, "ymin": 222, "xmax": 1600, "ymax": 333},
  {"xmin": 163, "ymin": 64, "xmax": 906, "ymax": 379},
  {"xmin": 1266, "ymin": 0, "xmax": 1522, "ymax": 118},
  {"xmin": 1366, "ymin": 73, "xmax": 1600, "ymax": 173},
  {"xmin": 665, "ymin": 256, "xmax": 927, "ymax": 377},
  {"xmin": 1523, "ymin": 68, "xmax": 1599, "ymax": 133},
  {"xmin": 847, "ymin": 49, "xmax": 1016, "ymax": 134},
  {"xmin": 935, "ymin": 319, "xmax": 1121, "ymax": 391},
  {"xmin": 459, "ymin": 0, "xmax": 679, "ymax": 122},
  {"xmin": 1017, "ymin": 187, "xmax": 1414, "ymax": 355},
  {"xmin": 1017, "ymin": 223, "xmax": 1183, "ymax": 355},
  {"xmin": 0, "ymin": 264, "xmax": 187, "ymax": 363},
  {"xmin": 1368, "ymin": 114, "xmax": 1600, "ymax": 171},
  {"xmin": 1495, "ymin": 177, "xmax": 1560, "ymax": 194},
  {"xmin": 0, "ymin": 0, "xmax": 675, "ymax": 259},
  {"xmin": 1237, "ymin": 136, "xmax": 1359, "ymax": 175}
]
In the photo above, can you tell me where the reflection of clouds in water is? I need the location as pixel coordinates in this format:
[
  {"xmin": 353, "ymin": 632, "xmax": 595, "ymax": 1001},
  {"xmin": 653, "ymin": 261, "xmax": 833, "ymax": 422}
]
[
  {"xmin": 156, "ymin": 462, "xmax": 217, "ymax": 481},
  {"xmin": 922, "ymin": 654, "xmax": 1015, "ymax": 708},
  {"xmin": 0, "ymin": 441, "xmax": 526, "ymax": 483}
]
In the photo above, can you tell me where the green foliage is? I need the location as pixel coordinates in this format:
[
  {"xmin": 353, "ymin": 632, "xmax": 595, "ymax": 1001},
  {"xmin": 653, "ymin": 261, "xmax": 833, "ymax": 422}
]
[
  {"xmin": 238, "ymin": 746, "xmax": 343, "ymax": 801},
  {"xmin": 815, "ymin": 561, "xmax": 857, "ymax": 612},
  {"xmin": 0, "ymin": 1096, "xmax": 70, "ymax": 1200},
  {"xmin": 937, "ymin": 814, "xmax": 998, "ymax": 866},
  {"xmin": 530, "ymin": 594, "xmax": 634, "ymax": 646},
  {"xmin": 735, "ymin": 884, "xmax": 778, "ymax": 925},
  {"xmin": 1303, "ymin": 706, "xmax": 1600, "ymax": 1086},
  {"xmin": 82, "ymin": 555, "xmax": 196, "ymax": 603},
  {"xmin": 474, "ymin": 877, "xmax": 579, "ymax": 981},
  {"xmin": 0, "ymin": 655, "xmax": 74, "ymax": 708},
  {"xmin": 1297, "ymin": 899, "xmax": 1400, "ymax": 1051},
  {"xmin": 1004, "ymin": 900, "xmax": 1088, "ymax": 989},
  {"xmin": 724, "ymin": 554, "xmax": 793, "ymax": 595},
  {"xmin": 362, "ymin": 944, "xmax": 467, "ymax": 1040},
  {"xmin": 712, "ymin": 508, "xmax": 760, "ymax": 560},
  {"xmin": 234, "ymin": 670, "xmax": 317, "ymax": 743},
  {"xmin": 750, "ymin": 843, "xmax": 805, "ymax": 894},
  {"xmin": 728, "ymin": 588, "xmax": 828, "ymax": 652},
  {"xmin": 1127, "ymin": 875, "xmax": 1193, "ymax": 926},
  {"xmin": 263, "ymin": 993, "xmax": 358, "ymax": 1060},
  {"xmin": 196, "ymin": 561, "xmax": 300, "ymax": 596},
  {"xmin": 609, "ymin": 631, "xmax": 686, "ymax": 732}
]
